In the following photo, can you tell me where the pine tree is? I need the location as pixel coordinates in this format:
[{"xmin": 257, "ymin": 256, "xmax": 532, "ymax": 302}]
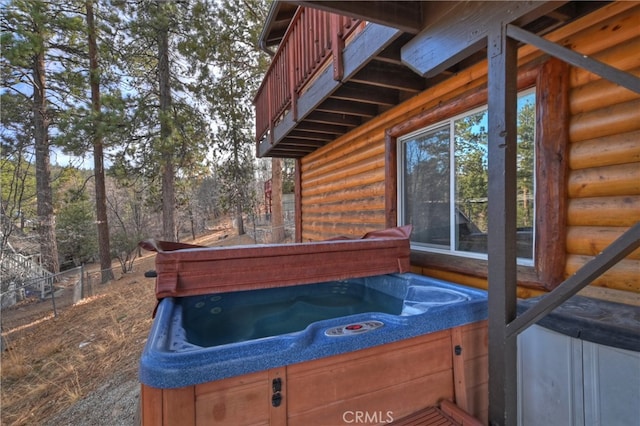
[
  {"xmin": 1, "ymin": 0, "xmax": 86, "ymax": 273},
  {"xmin": 111, "ymin": 0, "xmax": 211, "ymax": 242},
  {"xmin": 0, "ymin": 92, "xmax": 38, "ymax": 253},
  {"xmin": 186, "ymin": 0, "xmax": 270, "ymax": 236},
  {"xmin": 85, "ymin": 0, "xmax": 114, "ymax": 282}
]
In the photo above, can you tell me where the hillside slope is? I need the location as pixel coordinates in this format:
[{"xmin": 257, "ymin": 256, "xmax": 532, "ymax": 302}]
[{"xmin": 1, "ymin": 231, "xmax": 256, "ymax": 426}]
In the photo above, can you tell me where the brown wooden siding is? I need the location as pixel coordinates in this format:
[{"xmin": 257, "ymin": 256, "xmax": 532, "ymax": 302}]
[
  {"xmin": 451, "ymin": 321, "xmax": 489, "ymax": 425},
  {"xmin": 564, "ymin": 4, "xmax": 640, "ymax": 292},
  {"xmin": 300, "ymin": 133, "xmax": 387, "ymax": 240},
  {"xmin": 286, "ymin": 330, "xmax": 454, "ymax": 425},
  {"xmin": 141, "ymin": 323, "xmax": 489, "ymax": 425},
  {"xmin": 299, "ymin": 2, "xmax": 639, "ymax": 294}
]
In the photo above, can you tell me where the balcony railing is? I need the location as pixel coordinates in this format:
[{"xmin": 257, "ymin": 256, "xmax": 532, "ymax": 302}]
[{"xmin": 254, "ymin": 7, "xmax": 363, "ymax": 148}]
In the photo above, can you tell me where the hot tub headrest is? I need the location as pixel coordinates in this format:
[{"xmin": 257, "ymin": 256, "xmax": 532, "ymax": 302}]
[{"xmin": 140, "ymin": 225, "xmax": 412, "ymax": 301}]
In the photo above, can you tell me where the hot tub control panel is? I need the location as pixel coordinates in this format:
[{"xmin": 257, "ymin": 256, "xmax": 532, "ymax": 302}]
[{"xmin": 324, "ymin": 320, "xmax": 384, "ymax": 337}]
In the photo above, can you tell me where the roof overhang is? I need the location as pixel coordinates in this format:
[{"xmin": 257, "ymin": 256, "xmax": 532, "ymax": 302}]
[{"xmin": 258, "ymin": 2, "xmax": 298, "ymax": 54}]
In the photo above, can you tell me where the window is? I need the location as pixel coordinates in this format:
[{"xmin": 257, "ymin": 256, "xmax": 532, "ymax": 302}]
[{"xmin": 398, "ymin": 90, "xmax": 535, "ymax": 263}]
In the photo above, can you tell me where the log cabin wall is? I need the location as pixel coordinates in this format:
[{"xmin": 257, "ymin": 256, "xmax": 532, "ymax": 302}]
[{"xmin": 299, "ymin": 3, "xmax": 640, "ymax": 295}]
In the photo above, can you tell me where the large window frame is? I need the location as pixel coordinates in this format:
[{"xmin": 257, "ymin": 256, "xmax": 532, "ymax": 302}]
[
  {"xmin": 398, "ymin": 89, "xmax": 536, "ymax": 264},
  {"xmin": 385, "ymin": 58, "xmax": 569, "ymax": 290}
]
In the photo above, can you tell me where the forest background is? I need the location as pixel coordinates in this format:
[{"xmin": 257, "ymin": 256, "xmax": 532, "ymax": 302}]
[{"xmin": 1, "ymin": 0, "xmax": 295, "ymax": 286}]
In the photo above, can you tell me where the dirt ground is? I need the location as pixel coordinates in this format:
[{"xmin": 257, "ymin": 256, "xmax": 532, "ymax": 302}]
[{"xmin": 1, "ymin": 229, "xmax": 258, "ymax": 426}]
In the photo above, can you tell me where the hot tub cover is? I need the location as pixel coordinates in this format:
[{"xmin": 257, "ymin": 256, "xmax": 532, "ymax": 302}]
[{"xmin": 140, "ymin": 225, "xmax": 411, "ymax": 300}]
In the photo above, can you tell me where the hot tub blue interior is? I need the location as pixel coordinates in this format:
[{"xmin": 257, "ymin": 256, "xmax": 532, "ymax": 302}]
[
  {"xmin": 140, "ymin": 273, "xmax": 488, "ymax": 388},
  {"xmin": 180, "ymin": 281, "xmax": 405, "ymax": 347}
]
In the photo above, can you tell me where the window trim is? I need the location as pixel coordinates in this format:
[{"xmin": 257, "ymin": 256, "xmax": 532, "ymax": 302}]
[
  {"xmin": 397, "ymin": 90, "xmax": 536, "ymax": 265},
  {"xmin": 385, "ymin": 58, "xmax": 569, "ymax": 291}
]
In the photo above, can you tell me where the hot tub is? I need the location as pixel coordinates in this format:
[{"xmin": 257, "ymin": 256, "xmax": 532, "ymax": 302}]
[
  {"xmin": 140, "ymin": 273, "xmax": 487, "ymax": 387},
  {"xmin": 140, "ymin": 273, "xmax": 487, "ymax": 426},
  {"xmin": 138, "ymin": 229, "xmax": 489, "ymax": 425}
]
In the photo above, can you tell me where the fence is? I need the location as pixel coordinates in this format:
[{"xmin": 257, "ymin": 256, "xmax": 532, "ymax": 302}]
[
  {"xmin": 1, "ymin": 251, "xmax": 54, "ymax": 299},
  {"xmin": 247, "ymin": 197, "xmax": 296, "ymax": 244},
  {"xmin": 0, "ymin": 265, "xmax": 125, "ymax": 331},
  {"xmin": 245, "ymin": 224, "xmax": 296, "ymax": 245}
]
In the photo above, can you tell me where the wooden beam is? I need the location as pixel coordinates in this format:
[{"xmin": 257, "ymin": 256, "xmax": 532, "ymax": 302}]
[
  {"xmin": 384, "ymin": 130, "xmax": 397, "ymax": 229},
  {"xmin": 351, "ymin": 61, "xmax": 425, "ymax": 93},
  {"xmin": 508, "ymin": 221, "xmax": 640, "ymax": 339},
  {"xmin": 535, "ymin": 58, "xmax": 570, "ymax": 290},
  {"xmin": 267, "ymin": 153, "xmax": 306, "ymax": 159},
  {"xmin": 331, "ymin": 13, "xmax": 344, "ymax": 81},
  {"xmin": 290, "ymin": 1, "xmax": 423, "ymax": 34},
  {"xmin": 375, "ymin": 36, "xmax": 408, "ymax": 66},
  {"xmin": 295, "ymin": 121, "xmax": 349, "ymax": 135},
  {"xmin": 316, "ymin": 98, "xmax": 378, "ymax": 118},
  {"xmin": 506, "ymin": 24, "xmax": 640, "ymax": 94},
  {"xmin": 341, "ymin": 23, "xmax": 404, "ymax": 79},
  {"xmin": 288, "ymin": 130, "xmax": 335, "ymax": 142},
  {"xmin": 402, "ymin": 1, "xmax": 566, "ymax": 78},
  {"xmin": 331, "ymin": 83, "xmax": 399, "ymax": 106},
  {"xmin": 295, "ymin": 159, "xmax": 302, "ymax": 242},
  {"xmin": 280, "ymin": 137, "xmax": 328, "ymax": 147},
  {"xmin": 304, "ymin": 111, "xmax": 361, "ymax": 127},
  {"xmin": 265, "ymin": 150, "xmax": 309, "ymax": 159},
  {"xmin": 274, "ymin": 143, "xmax": 318, "ymax": 152},
  {"xmin": 487, "ymin": 22, "xmax": 519, "ymax": 426}
]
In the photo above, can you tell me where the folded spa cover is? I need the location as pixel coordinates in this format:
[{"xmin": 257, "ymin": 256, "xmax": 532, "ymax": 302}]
[{"xmin": 140, "ymin": 225, "xmax": 412, "ymax": 299}]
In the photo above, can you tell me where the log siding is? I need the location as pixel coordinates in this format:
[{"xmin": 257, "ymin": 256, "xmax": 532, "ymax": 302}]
[{"xmin": 299, "ymin": 3, "xmax": 640, "ymax": 294}]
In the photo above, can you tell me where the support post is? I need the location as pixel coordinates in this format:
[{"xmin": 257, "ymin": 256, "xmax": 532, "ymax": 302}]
[
  {"xmin": 487, "ymin": 24, "xmax": 519, "ymax": 426},
  {"xmin": 331, "ymin": 14, "xmax": 344, "ymax": 81},
  {"xmin": 294, "ymin": 158, "xmax": 302, "ymax": 242},
  {"xmin": 50, "ymin": 274, "xmax": 57, "ymax": 317}
]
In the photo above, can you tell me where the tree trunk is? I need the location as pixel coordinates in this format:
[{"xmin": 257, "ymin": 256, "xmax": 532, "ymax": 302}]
[
  {"xmin": 161, "ymin": 158, "xmax": 176, "ymax": 241},
  {"xmin": 235, "ymin": 199, "xmax": 244, "ymax": 236},
  {"xmin": 157, "ymin": 2, "xmax": 175, "ymax": 241},
  {"xmin": 86, "ymin": 0, "xmax": 114, "ymax": 283},
  {"xmin": 231, "ymin": 124, "xmax": 245, "ymax": 236},
  {"xmin": 270, "ymin": 158, "xmax": 285, "ymax": 243},
  {"xmin": 189, "ymin": 209, "xmax": 196, "ymax": 240},
  {"xmin": 33, "ymin": 40, "xmax": 59, "ymax": 274}
]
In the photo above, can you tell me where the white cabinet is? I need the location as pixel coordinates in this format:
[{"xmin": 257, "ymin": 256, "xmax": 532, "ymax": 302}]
[
  {"xmin": 582, "ymin": 340, "xmax": 640, "ymax": 425},
  {"xmin": 518, "ymin": 324, "xmax": 640, "ymax": 426}
]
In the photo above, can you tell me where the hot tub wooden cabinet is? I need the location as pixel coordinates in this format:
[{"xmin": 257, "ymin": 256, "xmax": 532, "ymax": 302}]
[
  {"xmin": 139, "ymin": 230, "xmax": 488, "ymax": 424},
  {"xmin": 140, "ymin": 321, "xmax": 488, "ymax": 426}
]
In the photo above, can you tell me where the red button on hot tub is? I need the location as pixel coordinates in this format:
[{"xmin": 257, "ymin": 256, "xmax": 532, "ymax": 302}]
[{"xmin": 345, "ymin": 324, "xmax": 363, "ymax": 330}]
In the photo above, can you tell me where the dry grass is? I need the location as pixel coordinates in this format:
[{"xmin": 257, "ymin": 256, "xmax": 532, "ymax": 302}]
[
  {"xmin": 1, "ymin": 260, "xmax": 157, "ymax": 426},
  {"xmin": 1, "ymin": 227, "xmax": 257, "ymax": 426}
]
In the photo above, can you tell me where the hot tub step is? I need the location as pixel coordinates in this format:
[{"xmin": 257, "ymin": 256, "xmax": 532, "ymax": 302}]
[{"xmin": 390, "ymin": 400, "xmax": 482, "ymax": 426}]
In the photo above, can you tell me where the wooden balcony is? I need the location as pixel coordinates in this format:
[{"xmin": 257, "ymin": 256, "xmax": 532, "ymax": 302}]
[
  {"xmin": 254, "ymin": 6, "xmax": 421, "ymax": 158},
  {"xmin": 253, "ymin": 3, "xmax": 612, "ymax": 159},
  {"xmin": 254, "ymin": 7, "xmax": 360, "ymax": 158}
]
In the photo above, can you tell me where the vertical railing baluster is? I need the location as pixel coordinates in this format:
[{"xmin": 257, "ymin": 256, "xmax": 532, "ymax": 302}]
[
  {"xmin": 288, "ymin": 35, "xmax": 297, "ymax": 122},
  {"xmin": 253, "ymin": 6, "xmax": 364, "ymax": 146},
  {"xmin": 332, "ymin": 14, "xmax": 344, "ymax": 81},
  {"xmin": 318, "ymin": 12, "xmax": 323, "ymax": 59}
]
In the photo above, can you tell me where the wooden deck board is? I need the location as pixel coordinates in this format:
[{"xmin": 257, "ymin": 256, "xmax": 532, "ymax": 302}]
[
  {"xmin": 390, "ymin": 406, "xmax": 457, "ymax": 426},
  {"xmin": 390, "ymin": 400, "xmax": 484, "ymax": 426}
]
